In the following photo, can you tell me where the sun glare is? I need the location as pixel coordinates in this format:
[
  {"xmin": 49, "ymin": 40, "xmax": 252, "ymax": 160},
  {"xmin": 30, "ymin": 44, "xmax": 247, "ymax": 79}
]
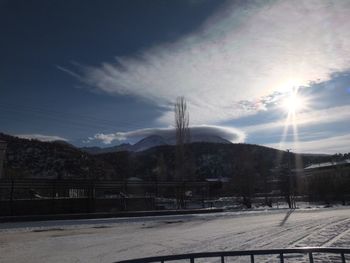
[
  {"xmin": 282, "ymin": 89, "xmax": 305, "ymax": 115},
  {"xmin": 278, "ymin": 86, "xmax": 311, "ymax": 157}
]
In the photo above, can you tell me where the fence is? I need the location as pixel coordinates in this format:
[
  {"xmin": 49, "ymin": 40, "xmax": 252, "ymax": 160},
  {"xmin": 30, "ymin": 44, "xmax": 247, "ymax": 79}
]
[
  {"xmin": 0, "ymin": 179, "xmax": 211, "ymax": 216},
  {"xmin": 115, "ymin": 247, "xmax": 350, "ymax": 263}
]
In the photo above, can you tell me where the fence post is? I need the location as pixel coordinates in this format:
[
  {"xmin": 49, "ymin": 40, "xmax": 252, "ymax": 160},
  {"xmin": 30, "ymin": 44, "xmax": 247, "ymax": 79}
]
[
  {"xmin": 341, "ymin": 252, "xmax": 346, "ymax": 263},
  {"xmin": 309, "ymin": 252, "xmax": 314, "ymax": 263},
  {"xmin": 90, "ymin": 180, "xmax": 95, "ymax": 213},
  {"xmin": 10, "ymin": 178, "xmax": 14, "ymax": 216},
  {"xmin": 280, "ymin": 253, "xmax": 284, "ymax": 263},
  {"xmin": 51, "ymin": 180, "xmax": 56, "ymax": 214}
]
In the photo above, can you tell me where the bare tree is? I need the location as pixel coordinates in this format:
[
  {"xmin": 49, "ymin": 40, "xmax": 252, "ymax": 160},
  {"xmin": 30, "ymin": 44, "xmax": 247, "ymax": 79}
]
[
  {"xmin": 175, "ymin": 97, "xmax": 190, "ymax": 147},
  {"xmin": 174, "ymin": 96, "xmax": 190, "ymax": 208}
]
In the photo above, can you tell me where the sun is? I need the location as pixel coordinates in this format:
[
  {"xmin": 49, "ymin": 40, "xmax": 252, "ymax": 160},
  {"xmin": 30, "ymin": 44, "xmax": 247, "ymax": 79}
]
[{"xmin": 282, "ymin": 88, "xmax": 305, "ymax": 115}]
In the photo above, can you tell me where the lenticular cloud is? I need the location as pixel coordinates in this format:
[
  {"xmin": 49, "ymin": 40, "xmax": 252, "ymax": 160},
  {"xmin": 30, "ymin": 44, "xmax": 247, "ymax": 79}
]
[{"xmin": 90, "ymin": 125, "xmax": 245, "ymax": 145}]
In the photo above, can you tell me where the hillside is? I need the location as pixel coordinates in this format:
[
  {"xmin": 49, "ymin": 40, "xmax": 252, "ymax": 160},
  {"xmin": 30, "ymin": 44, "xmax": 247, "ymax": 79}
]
[
  {"xmin": 0, "ymin": 133, "xmax": 115, "ymax": 179},
  {"xmin": 96, "ymin": 142, "xmax": 333, "ymax": 182},
  {"xmin": 0, "ymin": 133, "xmax": 334, "ymax": 180}
]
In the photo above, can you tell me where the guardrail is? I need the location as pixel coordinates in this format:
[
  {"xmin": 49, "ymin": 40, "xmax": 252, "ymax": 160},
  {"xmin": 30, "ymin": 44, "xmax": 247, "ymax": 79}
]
[{"xmin": 114, "ymin": 247, "xmax": 350, "ymax": 263}]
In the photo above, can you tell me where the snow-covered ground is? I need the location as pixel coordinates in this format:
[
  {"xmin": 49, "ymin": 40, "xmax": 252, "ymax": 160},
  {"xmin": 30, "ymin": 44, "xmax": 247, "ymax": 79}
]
[{"xmin": 1, "ymin": 207, "xmax": 350, "ymax": 263}]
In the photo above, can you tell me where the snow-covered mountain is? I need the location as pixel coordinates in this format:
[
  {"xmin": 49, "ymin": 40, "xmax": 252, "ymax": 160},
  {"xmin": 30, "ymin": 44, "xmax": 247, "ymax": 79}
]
[
  {"xmin": 82, "ymin": 134, "xmax": 232, "ymax": 154},
  {"xmin": 131, "ymin": 135, "xmax": 168, "ymax": 152},
  {"xmin": 189, "ymin": 134, "xmax": 232, "ymax": 144}
]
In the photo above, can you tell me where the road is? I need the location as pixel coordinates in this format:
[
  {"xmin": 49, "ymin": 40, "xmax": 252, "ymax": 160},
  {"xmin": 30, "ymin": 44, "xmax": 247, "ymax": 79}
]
[{"xmin": 1, "ymin": 207, "xmax": 350, "ymax": 263}]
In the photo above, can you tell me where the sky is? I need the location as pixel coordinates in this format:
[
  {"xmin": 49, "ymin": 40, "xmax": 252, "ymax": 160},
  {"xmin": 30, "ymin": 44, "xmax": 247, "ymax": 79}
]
[{"xmin": 1, "ymin": 0, "xmax": 349, "ymax": 154}]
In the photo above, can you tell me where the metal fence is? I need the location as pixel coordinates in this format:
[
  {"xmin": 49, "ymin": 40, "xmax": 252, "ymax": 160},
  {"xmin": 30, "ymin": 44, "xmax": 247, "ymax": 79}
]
[
  {"xmin": 0, "ymin": 179, "xmax": 211, "ymax": 216},
  {"xmin": 114, "ymin": 247, "xmax": 350, "ymax": 263},
  {"xmin": 0, "ymin": 179, "xmax": 210, "ymax": 200}
]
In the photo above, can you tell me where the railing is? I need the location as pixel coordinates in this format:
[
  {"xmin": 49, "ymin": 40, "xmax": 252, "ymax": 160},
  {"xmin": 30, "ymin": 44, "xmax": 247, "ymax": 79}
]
[{"xmin": 114, "ymin": 247, "xmax": 350, "ymax": 263}]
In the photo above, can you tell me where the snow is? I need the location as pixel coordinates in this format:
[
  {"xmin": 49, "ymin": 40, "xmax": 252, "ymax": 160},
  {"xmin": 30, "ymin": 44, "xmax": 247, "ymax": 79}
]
[{"xmin": 1, "ymin": 207, "xmax": 350, "ymax": 263}]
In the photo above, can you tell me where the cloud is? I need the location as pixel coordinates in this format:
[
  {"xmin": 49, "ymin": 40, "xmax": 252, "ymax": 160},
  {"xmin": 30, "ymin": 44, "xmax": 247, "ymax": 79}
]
[
  {"xmin": 66, "ymin": 0, "xmax": 350, "ymax": 125},
  {"xmin": 243, "ymin": 105, "xmax": 350, "ymax": 133},
  {"xmin": 265, "ymin": 133, "xmax": 350, "ymax": 154},
  {"xmin": 56, "ymin": 65, "xmax": 82, "ymax": 80},
  {"xmin": 16, "ymin": 134, "xmax": 68, "ymax": 142},
  {"xmin": 88, "ymin": 125, "xmax": 245, "ymax": 145},
  {"xmin": 88, "ymin": 132, "xmax": 127, "ymax": 145}
]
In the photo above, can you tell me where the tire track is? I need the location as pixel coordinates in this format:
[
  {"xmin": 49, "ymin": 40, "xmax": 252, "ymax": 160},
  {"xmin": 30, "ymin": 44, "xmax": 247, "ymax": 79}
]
[
  {"xmin": 256, "ymin": 217, "xmax": 350, "ymax": 263},
  {"xmin": 291, "ymin": 218, "xmax": 350, "ymax": 247},
  {"xmin": 242, "ymin": 217, "xmax": 348, "ymax": 249},
  {"xmin": 180, "ymin": 215, "xmax": 346, "ymax": 263},
  {"xmin": 239, "ymin": 217, "xmax": 333, "ymax": 248}
]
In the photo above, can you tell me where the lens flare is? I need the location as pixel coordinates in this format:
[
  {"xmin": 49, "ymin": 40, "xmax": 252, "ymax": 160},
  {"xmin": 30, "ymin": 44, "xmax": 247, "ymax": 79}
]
[
  {"xmin": 282, "ymin": 89, "xmax": 305, "ymax": 115},
  {"xmin": 276, "ymin": 86, "xmax": 312, "ymax": 171}
]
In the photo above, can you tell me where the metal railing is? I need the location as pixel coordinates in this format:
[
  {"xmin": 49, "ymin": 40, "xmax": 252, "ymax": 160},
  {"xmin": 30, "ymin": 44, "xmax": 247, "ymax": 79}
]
[{"xmin": 114, "ymin": 247, "xmax": 350, "ymax": 263}]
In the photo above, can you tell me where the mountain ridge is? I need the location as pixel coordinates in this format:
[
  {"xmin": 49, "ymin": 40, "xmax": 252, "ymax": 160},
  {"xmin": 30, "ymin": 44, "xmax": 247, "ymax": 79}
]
[
  {"xmin": 81, "ymin": 134, "xmax": 232, "ymax": 154},
  {"xmin": 0, "ymin": 132, "xmax": 338, "ymax": 180}
]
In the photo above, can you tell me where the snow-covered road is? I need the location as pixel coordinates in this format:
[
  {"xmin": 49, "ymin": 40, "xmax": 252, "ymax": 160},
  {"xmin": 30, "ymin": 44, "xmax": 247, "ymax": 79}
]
[{"xmin": 1, "ymin": 208, "xmax": 350, "ymax": 263}]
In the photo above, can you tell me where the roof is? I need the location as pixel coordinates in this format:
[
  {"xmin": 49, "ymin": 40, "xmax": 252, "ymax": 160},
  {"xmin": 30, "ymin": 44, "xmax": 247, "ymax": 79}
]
[{"xmin": 304, "ymin": 159, "xmax": 350, "ymax": 170}]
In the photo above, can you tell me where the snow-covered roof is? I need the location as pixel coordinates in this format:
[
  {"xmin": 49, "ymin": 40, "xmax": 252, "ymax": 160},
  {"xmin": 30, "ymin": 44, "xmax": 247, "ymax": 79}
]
[{"xmin": 304, "ymin": 159, "xmax": 350, "ymax": 170}]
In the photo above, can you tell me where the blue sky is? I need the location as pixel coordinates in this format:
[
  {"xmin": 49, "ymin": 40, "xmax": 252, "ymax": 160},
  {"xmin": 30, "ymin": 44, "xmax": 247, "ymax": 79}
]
[{"xmin": 1, "ymin": 0, "xmax": 349, "ymax": 154}]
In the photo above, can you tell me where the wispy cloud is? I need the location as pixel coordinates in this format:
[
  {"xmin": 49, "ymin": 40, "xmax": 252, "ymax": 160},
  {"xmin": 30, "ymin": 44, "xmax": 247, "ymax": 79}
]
[
  {"xmin": 16, "ymin": 134, "xmax": 68, "ymax": 142},
  {"xmin": 66, "ymin": 0, "xmax": 350, "ymax": 125},
  {"xmin": 265, "ymin": 133, "xmax": 350, "ymax": 154},
  {"xmin": 243, "ymin": 105, "xmax": 350, "ymax": 133},
  {"xmin": 87, "ymin": 125, "xmax": 245, "ymax": 145},
  {"xmin": 56, "ymin": 65, "xmax": 82, "ymax": 80}
]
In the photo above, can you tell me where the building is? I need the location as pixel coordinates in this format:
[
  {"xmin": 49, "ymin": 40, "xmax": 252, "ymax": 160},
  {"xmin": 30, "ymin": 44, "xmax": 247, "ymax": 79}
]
[{"xmin": 303, "ymin": 159, "xmax": 350, "ymax": 177}]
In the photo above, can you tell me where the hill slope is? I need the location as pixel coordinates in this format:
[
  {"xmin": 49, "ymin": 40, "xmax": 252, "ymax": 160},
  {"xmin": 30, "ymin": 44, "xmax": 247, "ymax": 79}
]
[{"xmin": 0, "ymin": 133, "xmax": 333, "ymax": 180}]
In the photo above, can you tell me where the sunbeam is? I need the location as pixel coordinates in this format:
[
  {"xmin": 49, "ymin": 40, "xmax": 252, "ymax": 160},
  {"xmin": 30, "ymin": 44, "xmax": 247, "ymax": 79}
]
[
  {"xmin": 276, "ymin": 87, "xmax": 312, "ymax": 169},
  {"xmin": 282, "ymin": 88, "xmax": 307, "ymax": 116}
]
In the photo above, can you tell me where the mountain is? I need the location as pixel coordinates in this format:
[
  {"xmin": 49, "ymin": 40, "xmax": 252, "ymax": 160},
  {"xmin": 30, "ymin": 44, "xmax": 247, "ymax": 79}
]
[
  {"xmin": 0, "ymin": 132, "xmax": 337, "ymax": 180},
  {"xmin": 81, "ymin": 143, "xmax": 132, "ymax": 154},
  {"xmin": 82, "ymin": 134, "xmax": 232, "ymax": 154},
  {"xmin": 131, "ymin": 135, "xmax": 169, "ymax": 152},
  {"xmin": 190, "ymin": 134, "xmax": 231, "ymax": 144},
  {"xmin": 0, "ymin": 133, "xmax": 114, "ymax": 179}
]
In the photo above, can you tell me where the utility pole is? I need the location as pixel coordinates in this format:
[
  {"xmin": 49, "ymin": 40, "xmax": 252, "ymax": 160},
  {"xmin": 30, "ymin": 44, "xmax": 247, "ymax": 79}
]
[{"xmin": 287, "ymin": 149, "xmax": 295, "ymax": 209}]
